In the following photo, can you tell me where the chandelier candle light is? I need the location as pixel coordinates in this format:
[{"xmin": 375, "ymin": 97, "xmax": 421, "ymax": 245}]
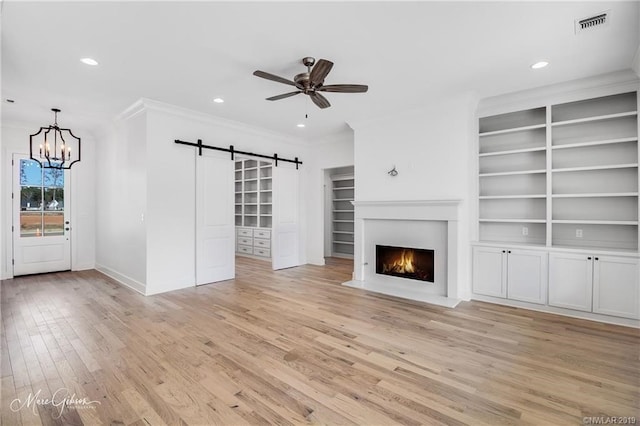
[{"xmin": 30, "ymin": 108, "xmax": 81, "ymax": 169}]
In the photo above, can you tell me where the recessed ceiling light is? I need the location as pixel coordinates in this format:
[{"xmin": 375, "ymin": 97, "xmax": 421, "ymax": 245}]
[
  {"xmin": 80, "ymin": 58, "xmax": 99, "ymax": 66},
  {"xmin": 531, "ymin": 61, "xmax": 549, "ymax": 69},
  {"xmin": 213, "ymin": 98, "xmax": 224, "ymax": 103},
  {"xmin": 297, "ymin": 123, "xmax": 305, "ymax": 128}
]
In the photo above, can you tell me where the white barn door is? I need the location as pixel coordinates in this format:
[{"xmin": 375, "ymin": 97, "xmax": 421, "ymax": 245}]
[
  {"xmin": 195, "ymin": 150, "xmax": 235, "ymax": 285},
  {"xmin": 272, "ymin": 164, "xmax": 301, "ymax": 270}
]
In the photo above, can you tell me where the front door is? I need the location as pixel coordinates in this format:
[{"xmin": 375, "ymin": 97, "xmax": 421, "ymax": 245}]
[{"xmin": 12, "ymin": 154, "xmax": 71, "ymax": 276}]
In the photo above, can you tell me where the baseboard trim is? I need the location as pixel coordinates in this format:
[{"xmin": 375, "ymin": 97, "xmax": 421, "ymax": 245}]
[
  {"xmin": 307, "ymin": 257, "xmax": 326, "ymax": 266},
  {"xmin": 471, "ymin": 294, "xmax": 640, "ymax": 328},
  {"xmin": 95, "ymin": 264, "xmax": 146, "ymax": 295}
]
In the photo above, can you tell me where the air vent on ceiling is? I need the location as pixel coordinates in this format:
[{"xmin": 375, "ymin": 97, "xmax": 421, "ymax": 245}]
[{"xmin": 575, "ymin": 11, "xmax": 610, "ymax": 34}]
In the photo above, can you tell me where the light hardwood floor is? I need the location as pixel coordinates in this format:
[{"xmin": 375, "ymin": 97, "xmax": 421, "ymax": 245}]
[{"xmin": 1, "ymin": 257, "xmax": 639, "ymax": 425}]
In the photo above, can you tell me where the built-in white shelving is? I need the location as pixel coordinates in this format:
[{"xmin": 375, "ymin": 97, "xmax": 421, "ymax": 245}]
[
  {"xmin": 235, "ymin": 158, "xmax": 272, "ymax": 258},
  {"xmin": 478, "ymin": 91, "xmax": 639, "ymax": 251},
  {"xmin": 331, "ymin": 174, "xmax": 354, "ymax": 258}
]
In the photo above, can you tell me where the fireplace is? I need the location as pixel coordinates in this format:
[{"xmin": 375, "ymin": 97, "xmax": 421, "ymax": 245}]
[{"xmin": 376, "ymin": 245, "xmax": 434, "ymax": 283}]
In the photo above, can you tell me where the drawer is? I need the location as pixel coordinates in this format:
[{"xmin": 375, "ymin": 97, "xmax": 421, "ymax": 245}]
[
  {"xmin": 237, "ymin": 245, "xmax": 253, "ymax": 255},
  {"xmin": 238, "ymin": 237, "xmax": 253, "ymax": 246},
  {"xmin": 237, "ymin": 228, "xmax": 252, "ymax": 237},
  {"xmin": 253, "ymin": 238, "xmax": 270, "ymax": 248},
  {"xmin": 253, "ymin": 248, "xmax": 271, "ymax": 258},
  {"xmin": 254, "ymin": 229, "xmax": 271, "ymax": 239}
]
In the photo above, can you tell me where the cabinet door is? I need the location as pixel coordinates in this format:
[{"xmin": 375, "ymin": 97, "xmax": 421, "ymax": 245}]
[
  {"xmin": 593, "ymin": 256, "xmax": 639, "ymax": 319},
  {"xmin": 548, "ymin": 252, "xmax": 593, "ymax": 312},
  {"xmin": 473, "ymin": 247, "xmax": 506, "ymax": 298},
  {"xmin": 507, "ymin": 249, "xmax": 548, "ymax": 304}
]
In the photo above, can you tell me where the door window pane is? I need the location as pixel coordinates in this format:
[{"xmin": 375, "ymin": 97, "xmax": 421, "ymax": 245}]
[
  {"xmin": 44, "ymin": 188, "xmax": 64, "ymax": 211},
  {"xmin": 20, "ymin": 212, "xmax": 43, "ymax": 237},
  {"xmin": 44, "ymin": 168, "xmax": 64, "ymax": 188},
  {"xmin": 20, "ymin": 159, "xmax": 42, "ymax": 186},
  {"xmin": 43, "ymin": 212, "xmax": 64, "ymax": 236},
  {"xmin": 21, "ymin": 187, "xmax": 42, "ymax": 211}
]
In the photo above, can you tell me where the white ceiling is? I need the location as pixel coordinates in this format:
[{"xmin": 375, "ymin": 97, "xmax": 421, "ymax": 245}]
[{"xmin": 2, "ymin": 1, "xmax": 639, "ymax": 141}]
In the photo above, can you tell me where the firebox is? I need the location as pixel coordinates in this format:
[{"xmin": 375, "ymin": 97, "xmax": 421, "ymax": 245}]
[{"xmin": 376, "ymin": 245, "xmax": 434, "ymax": 283}]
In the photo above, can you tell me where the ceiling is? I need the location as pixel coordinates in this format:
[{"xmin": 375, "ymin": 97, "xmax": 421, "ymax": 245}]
[{"xmin": 2, "ymin": 1, "xmax": 639, "ymax": 141}]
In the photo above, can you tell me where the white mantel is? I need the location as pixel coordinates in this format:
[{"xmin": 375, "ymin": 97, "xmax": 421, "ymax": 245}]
[{"xmin": 343, "ymin": 199, "xmax": 462, "ymax": 308}]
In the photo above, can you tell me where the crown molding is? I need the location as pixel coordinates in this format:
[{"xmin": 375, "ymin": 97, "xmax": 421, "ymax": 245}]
[
  {"xmin": 478, "ymin": 69, "xmax": 640, "ymax": 117},
  {"xmin": 116, "ymin": 98, "xmax": 307, "ymax": 149}
]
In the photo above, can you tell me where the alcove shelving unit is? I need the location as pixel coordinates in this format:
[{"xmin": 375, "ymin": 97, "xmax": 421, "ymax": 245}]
[
  {"xmin": 478, "ymin": 91, "xmax": 639, "ymax": 251},
  {"xmin": 331, "ymin": 174, "xmax": 355, "ymax": 258},
  {"xmin": 235, "ymin": 158, "xmax": 272, "ymax": 258}
]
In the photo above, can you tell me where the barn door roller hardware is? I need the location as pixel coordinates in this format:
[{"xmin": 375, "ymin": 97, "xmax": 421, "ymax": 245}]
[{"xmin": 174, "ymin": 139, "xmax": 302, "ymax": 169}]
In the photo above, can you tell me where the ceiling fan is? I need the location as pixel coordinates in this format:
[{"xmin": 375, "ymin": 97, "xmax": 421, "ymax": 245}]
[{"xmin": 253, "ymin": 57, "xmax": 368, "ymax": 109}]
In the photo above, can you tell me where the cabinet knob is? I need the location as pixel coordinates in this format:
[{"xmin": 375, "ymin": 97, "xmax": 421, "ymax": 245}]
[
  {"xmin": 595, "ymin": 257, "xmax": 599, "ymax": 261},
  {"xmin": 587, "ymin": 257, "xmax": 592, "ymax": 260},
  {"xmin": 508, "ymin": 250, "xmax": 512, "ymax": 254},
  {"xmin": 502, "ymin": 250, "xmax": 506, "ymax": 253}
]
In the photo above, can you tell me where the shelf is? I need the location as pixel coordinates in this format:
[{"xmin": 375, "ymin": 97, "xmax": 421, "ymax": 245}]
[
  {"xmin": 244, "ymin": 190, "xmax": 258, "ymax": 193},
  {"xmin": 260, "ymin": 190, "xmax": 272, "ymax": 193},
  {"xmin": 479, "ymin": 169, "xmax": 546, "ymax": 177},
  {"xmin": 332, "ymin": 231, "xmax": 354, "ymax": 234},
  {"xmin": 244, "ymin": 167, "xmax": 258, "ymax": 171},
  {"xmin": 479, "ymin": 194, "xmax": 546, "ymax": 199},
  {"xmin": 552, "ymin": 193, "xmax": 639, "ymax": 198},
  {"xmin": 333, "ymin": 198, "xmax": 353, "ymax": 202},
  {"xmin": 552, "ymin": 137, "xmax": 638, "ymax": 150},
  {"xmin": 245, "ymin": 214, "xmax": 257, "ymax": 217},
  {"xmin": 333, "ymin": 220, "xmax": 355, "ymax": 223},
  {"xmin": 333, "ymin": 241, "xmax": 354, "ymax": 245},
  {"xmin": 552, "ymin": 220, "xmax": 639, "ymax": 225},
  {"xmin": 552, "ymin": 163, "xmax": 638, "ymax": 173},
  {"xmin": 479, "ymin": 123, "xmax": 546, "ymax": 137},
  {"xmin": 479, "ymin": 219, "xmax": 546, "ymax": 223},
  {"xmin": 479, "ymin": 146, "xmax": 546, "ymax": 157},
  {"xmin": 552, "ymin": 111, "xmax": 637, "ymax": 127},
  {"xmin": 333, "ymin": 187, "xmax": 355, "ymax": 190},
  {"xmin": 244, "ymin": 203, "xmax": 258, "ymax": 206},
  {"xmin": 333, "ymin": 210, "xmax": 354, "ymax": 213}
]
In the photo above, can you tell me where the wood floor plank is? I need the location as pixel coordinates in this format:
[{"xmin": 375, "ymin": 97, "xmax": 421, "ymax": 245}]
[{"xmin": 2, "ymin": 257, "xmax": 639, "ymax": 425}]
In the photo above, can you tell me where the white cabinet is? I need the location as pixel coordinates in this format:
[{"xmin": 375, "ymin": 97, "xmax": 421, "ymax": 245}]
[
  {"xmin": 472, "ymin": 246, "xmax": 506, "ymax": 298},
  {"xmin": 236, "ymin": 227, "xmax": 271, "ymax": 259},
  {"xmin": 472, "ymin": 246, "xmax": 547, "ymax": 304},
  {"xmin": 593, "ymin": 256, "xmax": 639, "ymax": 319},
  {"xmin": 507, "ymin": 249, "xmax": 548, "ymax": 304},
  {"xmin": 548, "ymin": 252, "xmax": 593, "ymax": 312},
  {"xmin": 549, "ymin": 252, "xmax": 640, "ymax": 319}
]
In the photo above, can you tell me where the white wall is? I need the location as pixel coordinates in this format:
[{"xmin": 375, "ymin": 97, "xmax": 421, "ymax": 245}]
[
  {"xmin": 95, "ymin": 110, "xmax": 147, "ymax": 293},
  {"xmin": 305, "ymin": 132, "xmax": 355, "ymax": 265},
  {"xmin": 350, "ymin": 92, "xmax": 478, "ymax": 299},
  {"xmin": 1, "ymin": 121, "xmax": 96, "ymax": 280}
]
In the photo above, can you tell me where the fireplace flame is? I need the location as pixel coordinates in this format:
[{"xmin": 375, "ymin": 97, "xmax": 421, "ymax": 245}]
[{"xmin": 383, "ymin": 249, "xmax": 415, "ymax": 274}]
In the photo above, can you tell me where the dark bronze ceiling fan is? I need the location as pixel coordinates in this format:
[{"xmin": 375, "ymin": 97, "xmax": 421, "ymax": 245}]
[{"xmin": 253, "ymin": 57, "xmax": 368, "ymax": 109}]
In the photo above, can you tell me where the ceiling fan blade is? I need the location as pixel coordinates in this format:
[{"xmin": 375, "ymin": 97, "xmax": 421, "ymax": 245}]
[
  {"xmin": 266, "ymin": 91, "xmax": 302, "ymax": 101},
  {"xmin": 309, "ymin": 59, "xmax": 334, "ymax": 87},
  {"xmin": 310, "ymin": 92, "xmax": 331, "ymax": 109},
  {"xmin": 318, "ymin": 84, "xmax": 368, "ymax": 93},
  {"xmin": 253, "ymin": 70, "xmax": 296, "ymax": 87}
]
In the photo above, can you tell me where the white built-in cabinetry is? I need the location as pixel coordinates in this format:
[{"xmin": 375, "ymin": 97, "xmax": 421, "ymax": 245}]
[
  {"xmin": 474, "ymin": 88, "xmax": 640, "ymax": 323},
  {"xmin": 331, "ymin": 174, "xmax": 355, "ymax": 258},
  {"xmin": 472, "ymin": 247, "xmax": 547, "ymax": 304},
  {"xmin": 235, "ymin": 159, "xmax": 272, "ymax": 258}
]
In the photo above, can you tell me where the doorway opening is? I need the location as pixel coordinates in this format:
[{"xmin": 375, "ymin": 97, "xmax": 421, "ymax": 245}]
[{"xmin": 323, "ymin": 165, "xmax": 354, "ymax": 269}]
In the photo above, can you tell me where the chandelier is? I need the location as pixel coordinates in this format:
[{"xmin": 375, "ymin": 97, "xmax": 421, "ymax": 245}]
[{"xmin": 30, "ymin": 108, "xmax": 81, "ymax": 169}]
